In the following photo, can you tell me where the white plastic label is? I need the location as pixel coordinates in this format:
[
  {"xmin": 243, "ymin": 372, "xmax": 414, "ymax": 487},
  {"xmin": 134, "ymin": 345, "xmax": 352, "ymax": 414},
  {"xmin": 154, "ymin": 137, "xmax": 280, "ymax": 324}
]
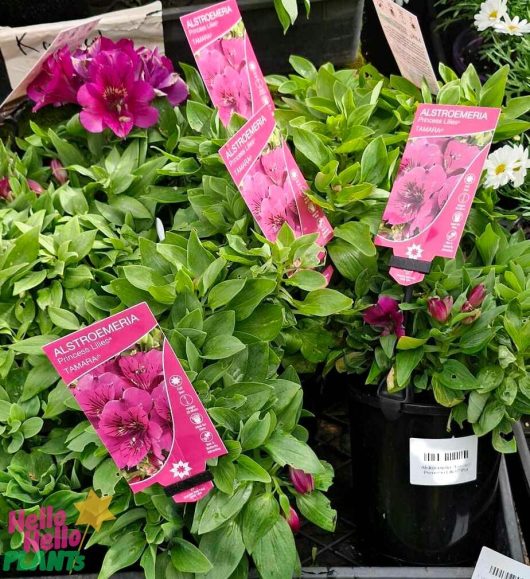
[
  {"xmin": 409, "ymin": 435, "xmax": 478, "ymax": 486},
  {"xmin": 472, "ymin": 547, "xmax": 530, "ymax": 579}
]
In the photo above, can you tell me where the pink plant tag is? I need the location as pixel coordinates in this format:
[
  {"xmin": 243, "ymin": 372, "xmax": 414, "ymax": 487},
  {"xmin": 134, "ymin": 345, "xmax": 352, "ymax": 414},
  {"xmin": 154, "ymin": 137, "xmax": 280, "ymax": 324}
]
[
  {"xmin": 375, "ymin": 104, "xmax": 500, "ymax": 286},
  {"xmin": 43, "ymin": 303, "xmax": 226, "ymax": 503},
  {"xmin": 219, "ymin": 105, "xmax": 333, "ymax": 245},
  {"xmin": 180, "ymin": 0, "xmax": 273, "ymax": 126}
]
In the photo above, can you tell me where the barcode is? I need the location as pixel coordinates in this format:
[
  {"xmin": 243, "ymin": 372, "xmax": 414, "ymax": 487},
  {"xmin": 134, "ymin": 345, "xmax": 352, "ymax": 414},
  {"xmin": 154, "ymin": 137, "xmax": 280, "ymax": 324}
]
[
  {"xmin": 423, "ymin": 450, "xmax": 469, "ymax": 462},
  {"xmin": 489, "ymin": 564, "xmax": 524, "ymax": 579}
]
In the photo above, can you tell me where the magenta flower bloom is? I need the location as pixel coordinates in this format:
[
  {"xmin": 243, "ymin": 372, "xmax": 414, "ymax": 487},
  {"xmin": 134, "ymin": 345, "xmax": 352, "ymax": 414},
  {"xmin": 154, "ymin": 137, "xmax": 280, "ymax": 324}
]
[
  {"xmin": 443, "ymin": 140, "xmax": 480, "ymax": 175},
  {"xmin": 73, "ymin": 371, "xmax": 127, "ymax": 426},
  {"xmin": 364, "ymin": 296, "xmax": 405, "ymax": 338},
  {"xmin": 289, "ymin": 467, "xmax": 314, "ymax": 494},
  {"xmin": 99, "ymin": 387, "xmax": 163, "ymax": 469},
  {"xmin": 427, "ymin": 296, "xmax": 453, "ymax": 323},
  {"xmin": 286, "ymin": 506, "xmax": 301, "ymax": 533},
  {"xmin": 197, "ymin": 47, "xmax": 226, "ymax": 89},
  {"xmin": 0, "ymin": 177, "xmax": 11, "ymax": 200},
  {"xmin": 50, "ymin": 159, "xmax": 68, "ymax": 185},
  {"xmin": 77, "ymin": 46, "xmax": 158, "ymax": 138},
  {"xmin": 211, "ymin": 67, "xmax": 243, "ymax": 124},
  {"xmin": 27, "ymin": 46, "xmax": 81, "ymax": 112},
  {"xmin": 260, "ymin": 187, "xmax": 300, "ymax": 240},
  {"xmin": 221, "ymin": 36, "xmax": 246, "ymax": 70},
  {"xmin": 261, "ymin": 147, "xmax": 287, "ymax": 187},
  {"xmin": 118, "ymin": 349, "xmax": 163, "ymax": 392},
  {"xmin": 138, "ymin": 47, "xmax": 188, "ymax": 106},
  {"xmin": 241, "ymin": 170, "xmax": 270, "ymax": 216},
  {"xmin": 401, "ymin": 139, "xmax": 443, "ymax": 171}
]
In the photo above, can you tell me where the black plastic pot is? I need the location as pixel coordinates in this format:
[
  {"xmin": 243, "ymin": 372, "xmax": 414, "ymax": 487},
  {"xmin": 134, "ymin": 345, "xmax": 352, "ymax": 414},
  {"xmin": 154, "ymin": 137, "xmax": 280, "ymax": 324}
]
[
  {"xmin": 162, "ymin": 0, "xmax": 365, "ymax": 74},
  {"xmin": 508, "ymin": 421, "xmax": 530, "ymax": 549},
  {"xmin": 349, "ymin": 386, "xmax": 501, "ymax": 565}
]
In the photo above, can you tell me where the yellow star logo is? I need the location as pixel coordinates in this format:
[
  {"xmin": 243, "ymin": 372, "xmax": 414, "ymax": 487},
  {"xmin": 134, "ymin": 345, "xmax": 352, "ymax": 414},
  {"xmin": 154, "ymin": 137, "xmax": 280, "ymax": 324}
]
[{"xmin": 74, "ymin": 489, "xmax": 115, "ymax": 533}]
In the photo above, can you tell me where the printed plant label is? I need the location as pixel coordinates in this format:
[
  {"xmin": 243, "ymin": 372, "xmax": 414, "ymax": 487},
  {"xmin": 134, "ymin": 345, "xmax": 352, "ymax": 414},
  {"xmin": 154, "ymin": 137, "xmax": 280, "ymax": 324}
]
[
  {"xmin": 375, "ymin": 104, "xmax": 501, "ymax": 285},
  {"xmin": 409, "ymin": 435, "xmax": 478, "ymax": 486},
  {"xmin": 372, "ymin": 0, "xmax": 438, "ymax": 94},
  {"xmin": 472, "ymin": 547, "xmax": 530, "ymax": 579},
  {"xmin": 43, "ymin": 302, "xmax": 226, "ymax": 503},
  {"xmin": 219, "ymin": 105, "xmax": 333, "ymax": 245},
  {"xmin": 180, "ymin": 0, "xmax": 273, "ymax": 126}
]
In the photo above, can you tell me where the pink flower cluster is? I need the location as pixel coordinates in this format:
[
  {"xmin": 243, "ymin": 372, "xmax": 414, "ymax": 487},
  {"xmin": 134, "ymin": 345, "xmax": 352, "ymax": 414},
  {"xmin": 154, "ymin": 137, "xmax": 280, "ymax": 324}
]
[
  {"xmin": 27, "ymin": 38, "xmax": 188, "ymax": 138},
  {"xmin": 72, "ymin": 348, "xmax": 172, "ymax": 474},
  {"xmin": 241, "ymin": 145, "xmax": 302, "ymax": 239},
  {"xmin": 382, "ymin": 136, "xmax": 482, "ymax": 240},
  {"xmin": 196, "ymin": 33, "xmax": 251, "ymax": 124}
]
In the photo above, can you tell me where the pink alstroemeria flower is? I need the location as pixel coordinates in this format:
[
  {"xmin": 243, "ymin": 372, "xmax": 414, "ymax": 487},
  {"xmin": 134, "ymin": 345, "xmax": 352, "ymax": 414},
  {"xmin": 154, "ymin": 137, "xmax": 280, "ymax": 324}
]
[
  {"xmin": 27, "ymin": 46, "xmax": 81, "ymax": 112},
  {"xmin": 28, "ymin": 179, "xmax": 44, "ymax": 195},
  {"xmin": 289, "ymin": 467, "xmax": 315, "ymax": 494},
  {"xmin": 50, "ymin": 159, "xmax": 68, "ymax": 185},
  {"xmin": 0, "ymin": 177, "xmax": 11, "ymax": 200},
  {"xmin": 212, "ymin": 67, "xmax": 243, "ymax": 124},
  {"xmin": 260, "ymin": 147, "xmax": 287, "ymax": 187},
  {"xmin": 73, "ymin": 371, "xmax": 127, "ymax": 426},
  {"xmin": 118, "ymin": 349, "xmax": 163, "ymax": 392},
  {"xmin": 236, "ymin": 68, "xmax": 252, "ymax": 118},
  {"xmin": 221, "ymin": 36, "xmax": 246, "ymax": 70},
  {"xmin": 99, "ymin": 387, "xmax": 163, "ymax": 469},
  {"xmin": 77, "ymin": 46, "xmax": 158, "ymax": 138},
  {"xmin": 443, "ymin": 140, "xmax": 480, "ymax": 175},
  {"xmin": 197, "ymin": 47, "xmax": 226, "ymax": 89},
  {"xmin": 364, "ymin": 296, "xmax": 405, "ymax": 338},
  {"xmin": 427, "ymin": 296, "xmax": 453, "ymax": 323},
  {"xmin": 286, "ymin": 507, "xmax": 301, "ymax": 533},
  {"xmin": 260, "ymin": 186, "xmax": 300, "ymax": 240},
  {"xmin": 138, "ymin": 47, "xmax": 188, "ymax": 106},
  {"xmin": 241, "ymin": 170, "xmax": 270, "ymax": 216}
]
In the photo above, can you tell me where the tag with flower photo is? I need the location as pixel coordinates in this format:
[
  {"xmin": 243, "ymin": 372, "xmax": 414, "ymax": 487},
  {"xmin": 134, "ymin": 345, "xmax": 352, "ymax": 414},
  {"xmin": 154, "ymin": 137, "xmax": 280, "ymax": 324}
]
[
  {"xmin": 43, "ymin": 303, "xmax": 226, "ymax": 503},
  {"xmin": 219, "ymin": 105, "xmax": 334, "ymax": 245},
  {"xmin": 375, "ymin": 104, "xmax": 500, "ymax": 286},
  {"xmin": 180, "ymin": 0, "xmax": 273, "ymax": 126}
]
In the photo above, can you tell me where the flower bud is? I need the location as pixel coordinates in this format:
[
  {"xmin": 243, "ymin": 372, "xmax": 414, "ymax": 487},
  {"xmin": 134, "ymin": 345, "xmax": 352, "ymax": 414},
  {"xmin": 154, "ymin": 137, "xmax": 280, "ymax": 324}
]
[
  {"xmin": 28, "ymin": 179, "xmax": 43, "ymax": 195},
  {"xmin": 286, "ymin": 506, "xmax": 301, "ymax": 533},
  {"xmin": 462, "ymin": 310, "xmax": 481, "ymax": 325},
  {"xmin": 289, "ymin": 467, "xmax": 315, "ymax": 494},
  {"xmin": 51, "ymin": 159, "xmax": 68, "ymax": 184},
  {"xmin": 427, "ymin": 296, "xmax": 453, "ymax": 323},
  {"xmin": 467, "ymin": 284, "xmax": 486, "ymax": 309},
  {"xmin": 0, "ymin": 177, "xmax": 11, "ymax": 200}
]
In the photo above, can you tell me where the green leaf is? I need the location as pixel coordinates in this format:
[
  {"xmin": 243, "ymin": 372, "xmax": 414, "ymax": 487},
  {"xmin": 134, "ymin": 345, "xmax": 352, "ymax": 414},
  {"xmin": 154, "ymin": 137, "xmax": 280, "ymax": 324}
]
[
  {"xmin": 333, "ymin": 222, "xmax": 376, "ymax": 256},
  {"xmin": 289, "ymin": 55, "xmax": 317, "ymax": 79},
  {"xmin": 98, "ymin": 531, "xmax": 145, "ymax": 579},
  {"xmin": 397, "ymin": 336, "xmax": 427, "ymax": 350},
  {"xmin": 480, "ymin": 65, "xmax": 508, "ymax": 107},
  {"xmin": 437, "ymin": 360, "xmax": 479, "ymax": 391},
  {"xmin": 475, "ymin": 400, "xmax": 505, "ymax": 436},
  {"xmin": 360, "ymin": 137, "xmax": 388, "ymax": 186},
  {"xmin": 20, "ymin": 417, "xmax": 43, "ymax": 438},
  {"xmin": 293, "ymin": 289, "xmax": 352, "ymax": 316},
  {"xmin": 467, "ymin": 391, "xmax": 490, "ymax": 423},
  {"xmin": 171, "ymin": 537, "xmax": 212, "ymax": 574},
  {"xmin": 252, "ymin": 517, "xmax": 297, "ymax": 579},
  {"xmin": 240, "ymin": 412, "xmax": 271, "ymax": 450},
  {"xmin": 187, "ymin": 230, "xmax": 214, "ymax": 277},
  {"xmin": 13, "ymin": 270, "xmax": 47, "ymax": 295},
  {"xmin": 48, "ymin": 307, "xmax": 80, "ymax": 331},
  {"xmin": 202, "ymin": 335, "xmax": 246, "ymax": 360},
  {"xmin": 241, "ymin": 492, "xmax": 279, "ymax": 553},
  {"xmin": 395, "ymin": 348, "xmax": 424, "ymax": 388},
  {"xmin": 198, "ymin": 521, "xmax": 245, "ymax": 579},
  {"xmin": 236, "ymin": 455, "xmax": 271, "ymax": 483},
  {"xmin": 292, "ymin": 127, "xmax": 333, "ymax": 168},
  {"xmin": 235, "ymin": 304, "xmax": 283, "ymax": 341},
  {"xmin": 49, "ymin": 129, "xmax": 86, "ymax": 166},
  {"xmin": 228, "ymin": 279, "xmax": 277, "ymax": 321},
  {"xmin": 198, "ymin": 485, "xmax": 253, "ymax": 534},
  {"xmin": 21, "ymin": 360, "xmax": 58, "ymax": 401},
  {"xmin": 285, "ymin": 269, "xmax": 327, "ymax": 291},
  {"xmin": 9, "ymin": 335, "xmax": 58, "ymax": 355},
  {"xmin": 264, "ymin": 431, "xmax": 323, "ymax": 473},
  {"xmin": 109, "ymin": 196, "xmax": 152, "ymax": 219},
  {"xmin": 208, "ymin": 279, "xmax": 246, "ymax": 310},
  {"xmin": 476, "ymin": 366, "xmax": 504, "ymax": 394},
  {"xmin": 296, "ymin": 491, "xmax": 336, "ymax": 531},
  {"xmin": 93, "ymin": 459, "xmax": 121, "ymax": 495}
]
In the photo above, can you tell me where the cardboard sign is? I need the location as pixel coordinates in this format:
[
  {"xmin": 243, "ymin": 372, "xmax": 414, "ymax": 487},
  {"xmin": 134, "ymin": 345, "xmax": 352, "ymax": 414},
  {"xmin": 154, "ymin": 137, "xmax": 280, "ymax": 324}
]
[
  {"xmin": 180, "ymin": 0, "xmax": 273, "ymax": 126},
  {"xmin": 219, "ymin": 105, "xmax": 333, "ymax": 245},
  {"xmin": 43, "ymin": 303, "xmax": 226, "ymax": 503},
  {"xmin": 375, "ymin": 104, "xmax": 500, "ymax": 285},
  {"xmin": 372, "ymin": 0, "xmax": 439, "ymax": 94},
  {"xmin": 0, "ymin": 2, "xmax": 163, "ymax": 92}
]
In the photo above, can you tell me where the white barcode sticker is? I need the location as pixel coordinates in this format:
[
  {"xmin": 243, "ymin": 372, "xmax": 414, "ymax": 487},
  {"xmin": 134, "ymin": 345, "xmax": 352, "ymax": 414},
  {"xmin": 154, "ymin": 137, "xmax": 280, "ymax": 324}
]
[
  {"xmin": 472, "ymin": 547, "xmax": 530, "ymax": 579},
  {"xmin": 409, "ymin": 435, "xmax": 478, "ymax": 486}
]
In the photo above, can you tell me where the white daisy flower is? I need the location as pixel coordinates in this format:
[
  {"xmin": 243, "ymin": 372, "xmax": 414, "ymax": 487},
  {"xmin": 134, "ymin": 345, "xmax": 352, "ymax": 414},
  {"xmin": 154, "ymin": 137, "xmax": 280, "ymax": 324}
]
[
  {"xmin": 474, "ymin": 0, "xmax": 508, "ymax": 31},
  {"xmin": 484, "ymin": 145, "xmax": 517, "ymax": 189},
  {"xmin": 494, "ymin": 14, "xmax": 530, "ymax": 35},
  {"xmin": 510, "ymin": 145, "xmax": 530, "ymax": 187}
]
